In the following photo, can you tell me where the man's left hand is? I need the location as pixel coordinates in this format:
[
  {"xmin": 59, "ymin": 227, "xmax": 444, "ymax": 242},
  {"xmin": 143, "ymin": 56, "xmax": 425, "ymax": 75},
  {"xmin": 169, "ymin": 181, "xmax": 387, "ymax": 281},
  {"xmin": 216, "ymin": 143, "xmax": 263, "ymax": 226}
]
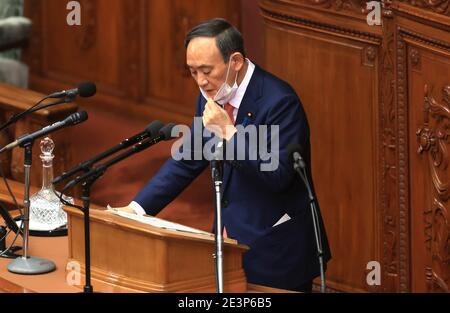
[{"xmin": 202, "ymin": 98, "xmax": 237, "ymax": 140}]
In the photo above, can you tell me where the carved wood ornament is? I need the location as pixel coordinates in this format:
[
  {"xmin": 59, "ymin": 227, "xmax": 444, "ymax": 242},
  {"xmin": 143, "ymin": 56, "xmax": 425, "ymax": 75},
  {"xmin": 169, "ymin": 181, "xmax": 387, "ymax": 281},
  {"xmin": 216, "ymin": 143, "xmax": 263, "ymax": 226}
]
[{"xmin": 416, "ymin": 84, "xmax": 450, "ymax": 292}]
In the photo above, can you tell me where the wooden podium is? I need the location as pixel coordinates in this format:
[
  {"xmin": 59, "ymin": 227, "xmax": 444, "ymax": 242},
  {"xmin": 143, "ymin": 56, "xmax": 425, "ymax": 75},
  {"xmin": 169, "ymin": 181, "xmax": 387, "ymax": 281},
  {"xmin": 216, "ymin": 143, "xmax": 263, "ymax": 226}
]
[{"xmin": 65, "ymin": 206, "xmax": 249, "ymax": 293}]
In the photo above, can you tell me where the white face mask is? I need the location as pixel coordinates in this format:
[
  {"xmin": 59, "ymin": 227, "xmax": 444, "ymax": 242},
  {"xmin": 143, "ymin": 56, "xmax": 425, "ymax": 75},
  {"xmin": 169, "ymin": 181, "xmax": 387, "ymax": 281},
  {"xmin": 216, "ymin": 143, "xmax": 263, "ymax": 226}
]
[
  {"xmin": 200, "ymin": 56, "xmax": 238, "ymax": 106},
  {"xmin": 214, "ymin": 58, "xmax": 239, "ymax": 106}
]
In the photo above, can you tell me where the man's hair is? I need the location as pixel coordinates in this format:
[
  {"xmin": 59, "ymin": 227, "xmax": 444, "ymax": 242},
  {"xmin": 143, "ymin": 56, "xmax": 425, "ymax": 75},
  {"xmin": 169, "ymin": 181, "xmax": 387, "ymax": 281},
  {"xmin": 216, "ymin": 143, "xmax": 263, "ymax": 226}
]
[{"xmin": 184, "ymin": 18, "xmax": 246, "ymax": 62}]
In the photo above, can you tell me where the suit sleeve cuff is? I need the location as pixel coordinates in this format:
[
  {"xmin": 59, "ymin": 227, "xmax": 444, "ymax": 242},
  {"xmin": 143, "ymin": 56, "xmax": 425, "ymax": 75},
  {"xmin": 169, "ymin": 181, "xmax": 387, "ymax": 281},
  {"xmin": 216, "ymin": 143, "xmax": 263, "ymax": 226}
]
[{"xmin": 129, "ymin": 201, "xmax": 146, "ymax": 216}]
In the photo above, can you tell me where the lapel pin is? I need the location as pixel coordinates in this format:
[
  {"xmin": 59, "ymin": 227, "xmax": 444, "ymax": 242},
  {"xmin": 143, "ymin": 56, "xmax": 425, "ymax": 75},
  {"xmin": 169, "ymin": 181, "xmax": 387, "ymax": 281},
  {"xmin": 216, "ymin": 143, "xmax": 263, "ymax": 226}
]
[{"xmin": 242, "ymin": 112, "xmax": 253, "ymax": 127}]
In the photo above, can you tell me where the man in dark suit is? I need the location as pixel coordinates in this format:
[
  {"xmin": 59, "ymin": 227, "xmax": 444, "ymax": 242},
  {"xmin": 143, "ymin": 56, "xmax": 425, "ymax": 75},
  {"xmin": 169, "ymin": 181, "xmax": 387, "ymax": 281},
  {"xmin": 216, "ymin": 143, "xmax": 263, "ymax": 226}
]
[{"xmin": 117, "ymin": 18, "xmax": 331, "ymax": 292}]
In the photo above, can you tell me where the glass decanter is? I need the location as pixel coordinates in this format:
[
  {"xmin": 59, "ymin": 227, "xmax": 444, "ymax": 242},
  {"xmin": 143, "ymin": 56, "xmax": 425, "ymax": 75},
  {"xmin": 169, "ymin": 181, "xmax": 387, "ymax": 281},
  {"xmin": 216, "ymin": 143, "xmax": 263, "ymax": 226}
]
[{"xmin": 29, "ymin": 137, "xmax": 73, "ymax": 231}]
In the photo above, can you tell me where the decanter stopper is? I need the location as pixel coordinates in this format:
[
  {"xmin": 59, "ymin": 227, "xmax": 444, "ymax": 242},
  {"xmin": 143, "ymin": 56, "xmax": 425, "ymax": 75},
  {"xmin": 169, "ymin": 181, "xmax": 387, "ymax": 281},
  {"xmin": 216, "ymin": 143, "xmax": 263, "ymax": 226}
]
[{"xmin": 40, "ymin": 137, "xmax": 55, "ymax": 167}]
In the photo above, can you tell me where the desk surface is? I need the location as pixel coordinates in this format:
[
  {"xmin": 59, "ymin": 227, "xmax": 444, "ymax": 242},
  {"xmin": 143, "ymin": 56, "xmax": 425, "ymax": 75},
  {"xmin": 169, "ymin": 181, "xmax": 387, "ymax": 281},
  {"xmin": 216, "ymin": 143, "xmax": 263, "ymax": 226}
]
[{"xmin": 0, "ymin": 235, "xmax": 78, "ymax": 293}]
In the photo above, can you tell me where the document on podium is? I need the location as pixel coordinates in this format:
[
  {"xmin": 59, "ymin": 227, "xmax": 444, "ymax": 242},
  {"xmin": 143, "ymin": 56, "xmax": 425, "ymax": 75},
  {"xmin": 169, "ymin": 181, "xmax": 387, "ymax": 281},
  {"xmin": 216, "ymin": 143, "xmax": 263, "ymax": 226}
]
[{"xmin": 107, "ymin": 207, "xmax": 211, "ymax": 236}]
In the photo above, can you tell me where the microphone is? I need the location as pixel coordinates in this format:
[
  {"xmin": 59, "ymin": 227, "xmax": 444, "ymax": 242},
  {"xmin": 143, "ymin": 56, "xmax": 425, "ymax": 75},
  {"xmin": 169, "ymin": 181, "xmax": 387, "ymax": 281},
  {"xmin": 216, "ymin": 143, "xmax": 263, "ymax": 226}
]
[
  {"xmin": 0, "ymin": 83, "xmax": 95, "ymax": 133},
  {"xmin": 52, "ymin": 120, "xmax": 164, "ymax": 185},
  {"xmin": 154, "ymin": 123, "xmax": 176, "ymax": 141},
  {"xmin": 287, "ymin": 144, "xmax": 306, "ymax": 169},
  {"xmin": 63, "ymin": 123, "xmax": 177, "ymax": 190},
  {"xmin": 0, "ymin": 111, "xmax": 88, "ymax": 154},
  {"xmin": 287, "ymin": 143, "xmax": 326, "ymax": 293},
  {"xmin": 145, "ymin": 120, "xmax": 166, "ymax": 139},
  {"xmin": 47, "ymin": 82, "xmax": 96, "ymax": 99}
]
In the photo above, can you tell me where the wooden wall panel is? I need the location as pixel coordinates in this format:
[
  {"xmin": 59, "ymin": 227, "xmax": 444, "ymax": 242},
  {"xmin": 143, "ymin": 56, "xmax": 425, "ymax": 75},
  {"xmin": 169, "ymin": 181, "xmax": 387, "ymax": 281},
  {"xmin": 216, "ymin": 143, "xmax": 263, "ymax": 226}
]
[
  {"xmin": 144, "ymin": 0, "xmax": 240, "ymax": 117},
  {"xmin": 409, "ymin": 50, "xmax": 450, "ymax": 292},
  {"xmin": 260, "ymin": 0, "xmax": 450, "ymax": 293},
  {"xmin": 263, "ymin": 23, "xmax": 380, "ymax": 292},
  {"xmin": 26, "ymin": 0, "xmax": 132, "ymax": 96},
  {"xmin": 260, "ymin": 0, "xmax": 385, "ymax": 293},
  {"xmin": 43, "ymin": 0, "xmax": 123, "ymax": 89},
  {"xmin": 23, "ymin": 0, "xmax": 241, "ymax": 125},
  {"xmin": 396, "ymin": 13, "xmax": 450, "ymax": 293}
]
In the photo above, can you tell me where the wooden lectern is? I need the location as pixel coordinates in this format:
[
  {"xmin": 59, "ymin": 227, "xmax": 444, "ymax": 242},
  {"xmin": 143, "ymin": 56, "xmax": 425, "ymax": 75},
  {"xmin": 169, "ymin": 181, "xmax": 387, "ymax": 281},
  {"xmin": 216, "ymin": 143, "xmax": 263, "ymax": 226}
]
[{"xmin": 65, "ymin": 206, "xmax": 249, "ymax": 293}]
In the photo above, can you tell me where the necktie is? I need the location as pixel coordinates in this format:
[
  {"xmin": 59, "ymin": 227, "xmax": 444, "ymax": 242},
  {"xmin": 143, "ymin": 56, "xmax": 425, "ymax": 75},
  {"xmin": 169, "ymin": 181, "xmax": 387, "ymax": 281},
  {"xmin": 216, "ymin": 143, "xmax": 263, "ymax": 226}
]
[{"xmin": 224, "ymin": 103, "xmax": 235, "ymax": 124}]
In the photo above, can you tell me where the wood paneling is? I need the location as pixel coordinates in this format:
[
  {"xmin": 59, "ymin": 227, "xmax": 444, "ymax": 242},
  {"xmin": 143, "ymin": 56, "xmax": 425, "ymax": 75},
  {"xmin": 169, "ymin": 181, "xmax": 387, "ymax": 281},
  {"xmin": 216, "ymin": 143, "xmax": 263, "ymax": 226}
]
[
  {"xmin": 23, "ymin": 0, "xmax": 241, "ymax": 125},
  {"xmin": 263, "ymin": 22, "xmax": 380, "ymax": 293},
  {"xmin": 144, "ymin": 0, "xmax": 240, "ymax": 117},
  {"xmin": 260, "ymin": 0, "xmax": 383, "ymax": 293},
  {"xmin": 397, "ymin": 17, "xmax": 450, "ymax": 293},
  {"xmin": 260, "ymin": 0, "xmax": 450, "ymax": 292}
]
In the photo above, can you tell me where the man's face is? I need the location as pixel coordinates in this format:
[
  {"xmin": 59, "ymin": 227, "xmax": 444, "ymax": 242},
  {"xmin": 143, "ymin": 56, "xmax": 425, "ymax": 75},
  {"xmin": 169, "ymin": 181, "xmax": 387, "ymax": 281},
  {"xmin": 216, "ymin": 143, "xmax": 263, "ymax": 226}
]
[{"xmin": 186, "ymin": 37, "xmax": 233, "ymax": 99}]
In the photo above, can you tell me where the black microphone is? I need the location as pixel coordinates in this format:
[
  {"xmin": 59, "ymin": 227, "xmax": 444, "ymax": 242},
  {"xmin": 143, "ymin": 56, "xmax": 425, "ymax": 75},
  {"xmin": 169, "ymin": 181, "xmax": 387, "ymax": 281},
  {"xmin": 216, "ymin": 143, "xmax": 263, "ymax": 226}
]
[
  {"xmin": 52, "ymin": 120, "xmax": 164, "ymax": 185},
  {"xmin": 0, "ymin": 83, "xmax": 94, "ymax": 133},
  {"xmin": 47, "ymin": 82, "xmax": 96, "ymax": 99},
  {"xmin": 63, "ymin": 123, "xmax": 177, "ymax": 190},
  {"xmin": 155, "ymin": 123, "xmax": 177, "ymax": 141},
  {"xmin": 0, "ymin": 111, "xmax": 88, "ymax": 154},
  {"xmin": 287, "ymin": 143, "xmax": 306, "ymax": 169}
]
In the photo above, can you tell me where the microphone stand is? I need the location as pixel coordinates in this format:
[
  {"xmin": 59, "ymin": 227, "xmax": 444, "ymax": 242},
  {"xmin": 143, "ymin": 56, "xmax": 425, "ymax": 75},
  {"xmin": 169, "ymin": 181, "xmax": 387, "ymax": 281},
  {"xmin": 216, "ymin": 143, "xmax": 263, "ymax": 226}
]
[
  {"xmin": 210, "ymin": 101, "xmax": 229, "ymax": 293},
  {"xmin": 292, "ymin": 159, "xmax": 325, "ymax": 293},
  {"xmin": 59, "ymin": 134, "xmax": 169, "ymax": 292},
  {"xmin": 59, "ymin": 171, "xmax": 101, "ymax": 293},
  {"xmin": 79, "ymin": 175, "xmax": 99, "ymax": 293},
  {"xmin": 211, "ymin": 139, "xmax": 225, "ymax": 293},
  {"xmin": 211, "ymin": 158, "xmax": 224, "ymax": 293},
  {"xmin": 7, "ymin": 142, "xmax": 56, "ymax": 274}
]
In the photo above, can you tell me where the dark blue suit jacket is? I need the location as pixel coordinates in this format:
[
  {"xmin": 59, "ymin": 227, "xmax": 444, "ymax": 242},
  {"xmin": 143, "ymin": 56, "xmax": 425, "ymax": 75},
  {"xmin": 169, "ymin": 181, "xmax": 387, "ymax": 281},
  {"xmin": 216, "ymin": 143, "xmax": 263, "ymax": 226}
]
[{"xmin": 134, "ymin": 65, "xmax": 331, "ymax": 290}]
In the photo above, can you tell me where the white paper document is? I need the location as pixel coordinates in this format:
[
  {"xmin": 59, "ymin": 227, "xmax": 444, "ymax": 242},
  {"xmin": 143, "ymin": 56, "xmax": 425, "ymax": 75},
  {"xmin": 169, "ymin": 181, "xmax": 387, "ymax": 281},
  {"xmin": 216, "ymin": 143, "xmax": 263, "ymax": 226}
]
[{"xmin": 107, "ymin": 206, "xmax": 211, "ymax": 236}]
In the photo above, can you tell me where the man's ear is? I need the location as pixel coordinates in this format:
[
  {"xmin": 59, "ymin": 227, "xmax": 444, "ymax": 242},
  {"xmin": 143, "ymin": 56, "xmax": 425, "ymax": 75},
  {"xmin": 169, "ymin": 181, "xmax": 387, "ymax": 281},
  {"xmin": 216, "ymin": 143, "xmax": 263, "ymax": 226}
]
[{"xmin": 231, "ymin": 53, "xmax": 245, "ymax": 72}]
